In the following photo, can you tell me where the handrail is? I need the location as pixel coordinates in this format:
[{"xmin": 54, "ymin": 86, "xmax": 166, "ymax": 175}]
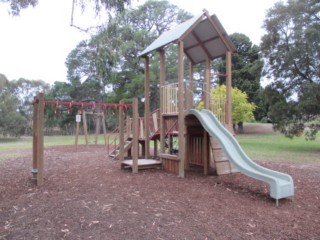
[
  {"xmin": 107, "ymin": 117, "xmax": 131, "ymax": 156},
  {"xmin": 161, "ymin": 82, "xmax": 226, "ymax": 125}
]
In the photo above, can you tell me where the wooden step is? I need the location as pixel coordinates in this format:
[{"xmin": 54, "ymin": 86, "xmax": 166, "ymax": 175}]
[{"xmin": 210, "ymin": 137, "xmax": 238, "ymax": 175}]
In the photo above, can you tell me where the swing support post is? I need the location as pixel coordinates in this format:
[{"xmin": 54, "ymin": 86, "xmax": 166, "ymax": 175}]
[{"xmin": 32, "ymin": 93, "xmax": 44, "ymax": 186}]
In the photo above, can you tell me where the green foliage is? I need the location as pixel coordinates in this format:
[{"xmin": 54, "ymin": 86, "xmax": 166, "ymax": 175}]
[
  {"xmin": 261, "ymin": 0, "xmax": 320, "ymax": 140},
  {"xmin": 65, "ymin": 0, "xmax": 192, "ymax": 110},
  {"xmin": 0, "ymin": 0, "xmax": 38, "ymax": 15},
  {"xmin": 0, "ymin": 75, "xmax": 27, "ymax": 137},
  {"xmin": 231, "ymin": 87, "xmax": 256, "ymax": 123},
  {"xmin": 216, "ymin": 33, "xmax": 264, "ymax": 120},
  {"xmin": 1, "ymin": 111, "xmax": 27, "ymax": 137},
  {"xmin": 1, "ymin": 0, "xmax": 130, "ymax": 15},
  {"xmin": 0, "ymin": 74, "xmax": 50, "ymax": 137},
  {"xmin": 198, "ymin": 85, "xmax": 256, "ymax": 124}
]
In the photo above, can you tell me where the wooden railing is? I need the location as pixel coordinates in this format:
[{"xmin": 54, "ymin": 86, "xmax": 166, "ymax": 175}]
[
  {"xmin": 161, "ymin": 82, "xmax": 226, "ymax": 125},
  {"xmin": 210, "ymin": 94, "xmax": 226, "ymax": 125},
  {"xmin": 107, "ymin": 117, "xmax": 132, "ymax": 155},
  {"xmin": 162, "ymin": 83, "xmax": 178, "ymax": 114}
]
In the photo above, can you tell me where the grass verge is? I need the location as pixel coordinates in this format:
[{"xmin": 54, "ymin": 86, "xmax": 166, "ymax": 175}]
[
  {"xmin": 0, "ymin": 132, "xmax": 319, "ymax": 164},
  {"xmin": 236, "ymin": 132, "xmax": 320, "ymax": 163}
]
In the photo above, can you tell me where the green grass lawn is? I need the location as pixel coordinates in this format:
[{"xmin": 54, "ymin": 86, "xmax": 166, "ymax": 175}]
[
  {"xmin": 0, "ymin": 135, "xmax": 111, "ymax": 149},
  {"xmin": 0, "ymin": 132, "xmax": 319, "ymax": 163},
  {"xmin": 235, "ymin": 132, "xmax": 320, "ymax": 163},
  {"xmin": 0, "ymin": 134, "xmax": 110, "ymax": 161}
]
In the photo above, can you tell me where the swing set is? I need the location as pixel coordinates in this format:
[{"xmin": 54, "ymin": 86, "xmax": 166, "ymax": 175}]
[{"xmin": 32, "ymin": 93, "xmax": 133, "ymax": 186}]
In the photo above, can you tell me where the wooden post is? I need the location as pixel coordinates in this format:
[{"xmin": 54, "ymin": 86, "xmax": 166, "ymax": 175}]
[
  {"xmin": 226, "ymin": 51, "xmax": 233, "ymax": 132},
  {"xmin": 204, "ymin": 57, "xmax": 211, "ymax": 109},
  {"xmin": 36, "ymin": 93, "xmax": 44, "ymax": 186},
  {"xmin": 94, "ymin": 113, "xmax": 101, "ymax": 145},
  {"xmin": 82, "ymin": 111, "xmax": 88, "ymax": 146},
  {"xmin": 178, "ymin": 41, "xmax": 185, "ymax": 178},
  {"xmin": 144, "ymin": 56, "xmax": 150, "ymax": 159},
  {"xmin": 119, "ymin": 100, "xmax": 125, "ymax": 167},
  {"xmin": 159, "ymin": 49, "xmax": 166, "ymax": 157},
  {"xmin": 187, "ymin": 62, "xmax": 194, "ymax": 110},
  {"xmin": 153, "ymin": 139, "xmax": 158, "ymax": 157},
  {"xmin": 32, "ymin": 96, "xmax": 38, "ymax": 179},
  {"xmin": 185, "ymin": 132, "xmax": 190, "ymax": 170},
  {"xmin": 102, "ymin": 112, "xmax": 107, "ymax": 147},
  {"xmin": 203, "ymin": 132, "xmax": 209, "ymax": 175},
  {"xmin": 132, "ymin": 98, "xmax": 139, "ymax": 173},
  {"xmin": 75, "ymin": 110, "xmax": 80, "ymax": 146}
]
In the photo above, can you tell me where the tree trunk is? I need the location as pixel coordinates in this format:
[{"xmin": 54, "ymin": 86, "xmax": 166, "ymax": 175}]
[{"xmin": 237, "ymin": 122, "xmax": 244, "ymax": 134}]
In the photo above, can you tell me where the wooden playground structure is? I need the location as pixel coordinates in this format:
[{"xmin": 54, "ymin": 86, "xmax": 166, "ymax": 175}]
[
  {"xmin": 105, "ymin": 10, "xmax": 239, "ymax": 176},
  {"xmin": 136, "ymin": 9, "xmax": 237, "ymax": 177},
  {"xmin": 32, "ymin": 9, "xmax": 236, "ymax": 184},
  {"xmin": 31, "ymin": 10, "xmax": 295, "ymax": 205}
]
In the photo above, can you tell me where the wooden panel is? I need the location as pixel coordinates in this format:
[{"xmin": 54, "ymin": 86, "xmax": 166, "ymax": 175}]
[
  {"xmin": 189, "ymin": 135, "xmax": 204, "ymax": 166},
  {"xmin": 216, "ymin": 161, "xmax": 232, "ymax": 175},
  {"xmin": 160, "ymin": 155, "xmax": 179, "ymax": 174},
  {"xmin": 210, "ymin": 137, "xmax": 239, "ymax": 175}
]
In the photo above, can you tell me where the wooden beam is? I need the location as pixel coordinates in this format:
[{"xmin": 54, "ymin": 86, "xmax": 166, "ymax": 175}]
[
  {"xmin": 119, "ymin": 100, "xmax": 125, "ymax": 166},
  {"xmin": 159, "ymin": 49, "xmax": 166, "ymax": 157},
  {"xmin": 187, "ymin": 62, "xmax": 194, "ymax": 110},
  {"xmin": 32, "ymin": 96, "xmax": 38, "ymax": 179},
  {"xmin": 144, "ymin": 56, "xmax": 150, "ymax": 159},
  {"xmin": 94, "ymin": 113, "xmax": 101, "ymax": 145},
  {"xmin": 82, "ymin": 111, "xmax": 88, "ymax": 146},
  {"xmin": 191, "ymin": 31, "xmax": 213, "ymax": 59},
  {"xmin": 204, "ymin": 57, "xmax": 211, "ymax": 109},
  {"xmin": 203, "ymin": 132, "xmax": 209, "ymax": 175},
  {"xmin": 178, "ymin": 41, "xmax": 185, "ymax": 178},
  {"xmin": 75, "ymin": 110, "xmax": 80, "ymax": 146},
  {"xmin": 184, "ymin": 35, "xmax": 222, "ymax": 52},
  {"xmin": 179, "ymin": 14, "xmax": 205, "ymax": 42},
  {"xmin": 203, "ymin": 10, "xmax": 234, "ymax": 52},
  {"xmin": 102, "ymin": 112, "xmax": 107, "ymax": 147},
  {"xmin": 226, "ymin": 51, "xmax": 233, "ymax": 132},
  {"xmin": 36, "ymin": 93, "xmax": 44, "ymax": 186},
  {"xmin": 132, "ymin": 98, "xmax": 139, "ymax": 173}
]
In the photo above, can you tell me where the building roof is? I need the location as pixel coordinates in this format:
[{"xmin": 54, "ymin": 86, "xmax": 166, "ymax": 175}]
[{"xmin": 139, "ymin": 10, "xmax": 236, "ymax": 64}]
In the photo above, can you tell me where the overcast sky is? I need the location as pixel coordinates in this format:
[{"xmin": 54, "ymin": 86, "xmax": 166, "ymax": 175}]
[{"xmin": 0, "ymin": 0, "xmax": 279, "ymax": 84}]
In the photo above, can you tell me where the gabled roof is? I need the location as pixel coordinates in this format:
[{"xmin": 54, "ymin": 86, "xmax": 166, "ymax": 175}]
[{"xmin": 139, "ymin": 10, "xmax": 236, "ymax": 65}]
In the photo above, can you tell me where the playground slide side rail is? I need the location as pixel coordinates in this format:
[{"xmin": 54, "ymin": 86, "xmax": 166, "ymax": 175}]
[{"xmin": 188, "ymin": 109, "xmax": 294, "ymax": 201}]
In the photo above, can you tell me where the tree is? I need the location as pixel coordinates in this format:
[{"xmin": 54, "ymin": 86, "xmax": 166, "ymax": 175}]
[
  {"xmin": 198, "ymin": 85, "xmax": 256, "ymax": 133},
  {"xmin": 0, "ymin": 0, "xmax": 38, "ymax": 15},
  {"xmin": 229, "ymin": 33, "xmax": 263, "ymax": 102},
  {"xmin": 9, "ymin": 78, "xmax": 50, "ymax": 135},
  {"xmin": 0, "ymin": 74, "xmax": 27, "ymax": 137},
  {"xmin": 65, "ymin": 0, "xmax": 192, "ymax": 110},
  {"xmin": 1, "ymin": 0, "xmax": 131, "ymax": 16},
  {"xmin": 261, "ymin": 0, "xmax": 320, "ymax": 140},
  {"xmin": 216, "ymin": 33, "xmax": 264, "ymax": 129}
]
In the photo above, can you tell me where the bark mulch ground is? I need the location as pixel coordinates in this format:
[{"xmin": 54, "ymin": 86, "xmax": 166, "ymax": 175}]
[{"xmin": 0, "ymin": 129, "xmax": 319, "ymax": 239}]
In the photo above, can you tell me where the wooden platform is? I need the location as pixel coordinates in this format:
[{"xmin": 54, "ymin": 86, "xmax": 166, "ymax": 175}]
[{"xmin": 121, "ymin": 159, "xmax": 162, "ymax": 170}]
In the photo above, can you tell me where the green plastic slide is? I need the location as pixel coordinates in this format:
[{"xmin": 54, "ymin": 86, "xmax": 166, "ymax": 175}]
[{"xmin": 188, "ymin": 109, "xmax": 294, "ymax": 204}]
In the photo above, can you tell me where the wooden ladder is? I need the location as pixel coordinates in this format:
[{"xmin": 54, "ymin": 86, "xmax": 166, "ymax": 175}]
[
  {"xmin": 210, "ymin": 137, "xmax": 238, "ymax": 175},
  {"xmin": 109, "ymin": 140, "xmax": 133, "ymax": 159}
]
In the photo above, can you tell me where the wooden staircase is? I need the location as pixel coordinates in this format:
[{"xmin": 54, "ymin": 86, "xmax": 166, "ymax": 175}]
[
  {"xmin": 109, "ymin": 140, "xmax": 133, "ymax": 159},
  {"xmin": 108, "ymin": 109, "xmax": 161, "ymax": 160},
  {"xmin": 210, "ymin": 137, "xmax": 238, "ymax": 175}
]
